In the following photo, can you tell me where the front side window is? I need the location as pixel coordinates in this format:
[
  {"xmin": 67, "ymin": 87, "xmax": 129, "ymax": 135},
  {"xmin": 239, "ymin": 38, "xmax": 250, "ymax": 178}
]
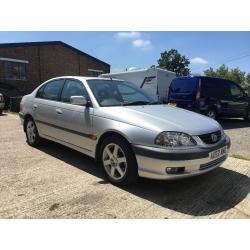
[
  {"xmin": 61, "ymin": 79, "xmax": 88, "ymax": 103},
  {"xmin": 87, "ymin": 79, "xmax": 155, "ymax": 107},
  {"xmin": 40, "ymin": 79, "xmax": 65, "ymax": 101},
  {"xmin": 229, "ymin": 83, "xmax": 243, "ymax": 97},
  {"xmin": 5, "ymin": 61, "xmax": 26, "ymax": 80}
]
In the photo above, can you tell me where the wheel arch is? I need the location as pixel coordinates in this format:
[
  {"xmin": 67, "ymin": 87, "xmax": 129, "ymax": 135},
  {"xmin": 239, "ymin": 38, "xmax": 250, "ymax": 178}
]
[
  {"xmin": 208, "ymin": 104, "xmax": 218, "ymax": 112},
  {"xmin": 95, "ymin": 130, "xmax": 133, "ymax": 162},
  {"xmin": 23, "ymin": 113, "xmax": 34, "ymax": 132},
  {"xmin": 206, "ymin": 105, "xmax": 219, "ymax": 116}
]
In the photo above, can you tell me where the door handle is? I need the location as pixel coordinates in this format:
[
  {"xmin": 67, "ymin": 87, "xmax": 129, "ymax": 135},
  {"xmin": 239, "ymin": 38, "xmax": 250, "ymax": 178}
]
[
  {"xmin": 33, "ymin": 104, "xmax": 38, "ymax": 110},
  {"xmin": 56, "ymin": 109, "xmax": 62, "ymax": 115}
]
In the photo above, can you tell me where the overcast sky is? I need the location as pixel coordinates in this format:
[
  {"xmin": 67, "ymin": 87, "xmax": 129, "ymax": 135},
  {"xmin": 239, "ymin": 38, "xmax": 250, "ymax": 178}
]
[{"xmin": 0, "ymin": 31, "xmax": 250, "ymax": 74}]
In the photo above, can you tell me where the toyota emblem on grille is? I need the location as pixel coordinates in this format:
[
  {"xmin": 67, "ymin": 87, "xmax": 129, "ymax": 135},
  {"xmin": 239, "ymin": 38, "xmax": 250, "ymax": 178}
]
[{"xmin": 211, "ymin": 133, "xmax": 218, "ymax": 142}]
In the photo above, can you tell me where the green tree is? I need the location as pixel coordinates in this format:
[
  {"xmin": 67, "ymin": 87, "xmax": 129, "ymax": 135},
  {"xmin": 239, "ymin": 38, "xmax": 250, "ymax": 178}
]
[
  {"xmin": 242, "ymin": 72, "xmax": 250, "ymax": 91},
  {"xmin": 203, "ymin": 67, "xmax": 217, "ymax": 78},
  {"xmin": 157, "ymin": 49, "xmax": 191, "ymax": 76},
  {"xmin": 246, "ymin": 73, "xmax": 250, "ymax": 85},
  {"xmin": 229, "ymin": 68, "xmax": 245, "ymax": 85},
  {"xmin": 204, "ymin": 64, "xmax": 246, "ymax": 86}
]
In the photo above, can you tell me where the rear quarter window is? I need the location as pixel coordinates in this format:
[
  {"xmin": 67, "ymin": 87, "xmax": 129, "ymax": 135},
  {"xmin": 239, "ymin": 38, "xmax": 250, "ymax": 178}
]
[{"xmin": 36, "ymin": 84, "xmax": 46, "ymax": 98}]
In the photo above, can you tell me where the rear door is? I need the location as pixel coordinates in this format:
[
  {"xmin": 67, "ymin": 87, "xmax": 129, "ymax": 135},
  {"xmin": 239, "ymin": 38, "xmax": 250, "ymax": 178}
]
[
  {"xmin": 168, "ymin": 77, "xmax": 198, "ymax": 106},
  {"xmin": 201, "ymin": 78, "xmax": 232, "ymax": 115},
  {"xmin": 217, "ymin": 81, "xmax": 233, "ymax": 115},
  {"xmin": 33, "ymin": 79, "xmax": 65, "ymax": 138}
]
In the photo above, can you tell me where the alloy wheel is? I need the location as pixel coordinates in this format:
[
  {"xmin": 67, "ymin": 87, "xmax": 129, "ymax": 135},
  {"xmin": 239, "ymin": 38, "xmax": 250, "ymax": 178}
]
[
  {"xmin": 26, "ymin": 120, "xmax": 36, "ymax": 144},
  {"xmin": 102, "ymin": 143, "xmax": 127, "ymax": 181}
]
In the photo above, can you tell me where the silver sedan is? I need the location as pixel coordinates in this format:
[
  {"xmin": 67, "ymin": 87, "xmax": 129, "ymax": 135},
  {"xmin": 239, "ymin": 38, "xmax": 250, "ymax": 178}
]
[{"xmin": 19, "ymin": 76, "xmax": 231, "ymax": 185}]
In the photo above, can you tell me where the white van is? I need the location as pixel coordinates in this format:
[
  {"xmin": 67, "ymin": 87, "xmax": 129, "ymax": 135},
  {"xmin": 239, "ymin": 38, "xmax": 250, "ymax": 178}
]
[{"xmin": 100, "ymin": 67, "xmax": 176, "ymax": 103}]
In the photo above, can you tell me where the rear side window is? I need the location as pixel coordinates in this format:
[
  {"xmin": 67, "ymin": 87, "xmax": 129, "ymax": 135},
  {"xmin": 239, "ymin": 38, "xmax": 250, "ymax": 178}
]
[
  {"xmin": 170, "ymin": 78, "xmax": 197, "ymax": 93},
  {"xmin": 38, "ymin": 79, "xmax": 65, "ymax": 101},
  {"xmin": 61, "ymin": 79, "xmax": 88, "ymax": 103},
  {"xmin": 201, "ymin": 78, "xmax": 230, "ymax": 98}
]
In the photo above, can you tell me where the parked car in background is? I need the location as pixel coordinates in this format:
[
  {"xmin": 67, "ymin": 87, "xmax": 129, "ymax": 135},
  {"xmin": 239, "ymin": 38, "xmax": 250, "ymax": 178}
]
[
  {"xmin": 0, "ymin": 93, "xmax": 4, "ymax": 114},
  {"xmin": 0, "ymin": 82, "xmax": 23, "ymax": 110},
  {"xmin": 168, "ymin": 76, "xmax": 250, "ymax": 121},
  {"xmin": 101, "ymin": 67, "xmax": 176, "ymax": 103},
  {"xmin": 19, "ymin": 76, "xmax": 230, "ymax": 186}
]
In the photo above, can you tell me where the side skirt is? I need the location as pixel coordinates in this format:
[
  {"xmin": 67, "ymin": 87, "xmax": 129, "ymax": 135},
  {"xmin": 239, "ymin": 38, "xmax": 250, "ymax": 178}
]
[{"xmin": 40, "ymin": 133, "xmax": 95, "ymax": 159}]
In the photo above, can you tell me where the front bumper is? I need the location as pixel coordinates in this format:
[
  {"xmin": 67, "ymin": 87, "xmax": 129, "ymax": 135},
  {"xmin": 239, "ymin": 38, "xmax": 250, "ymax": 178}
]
[
  {"xmin": 19, "ymin": 112, "xmax": 24, "ymax": 125},
  {"xmin": 133, "ymin": 135, "xmax": 231, "ymax": 180}
]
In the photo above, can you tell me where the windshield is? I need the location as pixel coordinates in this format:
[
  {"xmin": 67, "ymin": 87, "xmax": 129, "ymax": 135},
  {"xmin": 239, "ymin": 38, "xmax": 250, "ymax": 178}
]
[{"xmin": 87, "ymin": 79, "xmax": 157, "ymax": 107}]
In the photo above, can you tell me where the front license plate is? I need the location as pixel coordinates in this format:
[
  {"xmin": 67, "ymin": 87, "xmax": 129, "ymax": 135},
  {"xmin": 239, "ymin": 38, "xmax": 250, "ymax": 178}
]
[
  {"xmin": 209, "ymin": 146, "xmax": 227, "ymax": 160},
  {"xmin": 168, "ymin": 103, "xmax": 177, "ymax": 107}
]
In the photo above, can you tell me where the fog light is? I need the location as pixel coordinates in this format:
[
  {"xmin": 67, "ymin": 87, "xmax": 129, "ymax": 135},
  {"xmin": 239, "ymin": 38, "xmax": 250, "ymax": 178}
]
[{"xmin": 166, "ymin": 167, "xmax": 185, "ymax": 174}]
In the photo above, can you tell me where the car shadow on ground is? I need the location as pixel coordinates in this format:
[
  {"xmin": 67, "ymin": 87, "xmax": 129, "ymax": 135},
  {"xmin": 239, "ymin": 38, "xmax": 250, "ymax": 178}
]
[
  {"xmin": 37, "ymin": 140, "xmax": 250, "ymax": 217},
  {"xmin": 219, "ymin": 118, "xmax": 250, "ymax": 130}
]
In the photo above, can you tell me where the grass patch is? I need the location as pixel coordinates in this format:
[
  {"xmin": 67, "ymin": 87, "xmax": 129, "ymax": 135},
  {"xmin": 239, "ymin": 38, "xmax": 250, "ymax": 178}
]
[{"xmin": 231, "ymin": 154, "xmax": 250, "ymax": 161}]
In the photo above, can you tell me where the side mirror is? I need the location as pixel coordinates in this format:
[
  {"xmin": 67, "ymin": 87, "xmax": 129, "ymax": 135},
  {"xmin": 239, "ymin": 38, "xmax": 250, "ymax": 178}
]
[{"xmin": 70, "ymin": 96, "xmax": 88, "ymax": 106}]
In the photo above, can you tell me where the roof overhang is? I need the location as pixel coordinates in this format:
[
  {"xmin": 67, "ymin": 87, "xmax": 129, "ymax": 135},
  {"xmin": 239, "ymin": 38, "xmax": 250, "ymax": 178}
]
[{"xmin": 0, "ymin": 57, "xmax": 29, "ymax": 64}]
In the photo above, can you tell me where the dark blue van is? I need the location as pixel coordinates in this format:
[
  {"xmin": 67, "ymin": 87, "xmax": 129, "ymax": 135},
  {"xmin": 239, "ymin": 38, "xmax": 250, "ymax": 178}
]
[{"xmin": 168, "ymin": 76, "xmax": 250, "ymax": 120}]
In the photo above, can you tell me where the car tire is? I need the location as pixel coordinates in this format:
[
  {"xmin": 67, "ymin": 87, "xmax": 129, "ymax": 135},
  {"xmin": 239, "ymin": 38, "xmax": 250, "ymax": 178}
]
[
  {"xmin": 244, "ymin": 109, "xmax": 250, "ymax": 122},
  {"xmin": 206, "ymin": 108, "xmax": 217, "ymax": 120},
  {"xmin": 25, "ymin": 117, "xmax": 41, "ymax": 147},
  {"xmin": 98, "ymin": 135, "xmax": 138, "ymax": 186},
  {"xmin": 0, "ymin": 109, "xmax": 2, "ymax": 115}
]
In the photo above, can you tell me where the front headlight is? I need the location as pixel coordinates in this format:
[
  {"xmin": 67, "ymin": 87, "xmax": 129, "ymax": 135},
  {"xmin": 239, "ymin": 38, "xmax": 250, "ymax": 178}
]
[{"xmin": 155, "ymin": 131, "xmax": 197, "ymax": 147}]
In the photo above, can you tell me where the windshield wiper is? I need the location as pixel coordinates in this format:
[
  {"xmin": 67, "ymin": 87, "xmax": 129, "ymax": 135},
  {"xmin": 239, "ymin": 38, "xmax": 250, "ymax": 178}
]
[{"xmin": 123, "ymin": 101, "xmax": 152, "ymax": 106}]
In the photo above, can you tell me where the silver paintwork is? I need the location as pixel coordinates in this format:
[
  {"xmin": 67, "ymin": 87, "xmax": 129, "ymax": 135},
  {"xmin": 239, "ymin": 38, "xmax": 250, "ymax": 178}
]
[
  {"xmin": 70, "ymin": 96, "xmax": 88, "ymax": 106},
  {"xmin": 19, "ymin": 76, "xmax": 229, "ymax": 180}
]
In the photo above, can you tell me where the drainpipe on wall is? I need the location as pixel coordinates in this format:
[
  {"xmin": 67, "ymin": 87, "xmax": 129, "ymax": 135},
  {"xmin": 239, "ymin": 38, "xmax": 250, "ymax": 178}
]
[
  {"xmin": 78, "ymin": 53, "xmax": 81, "ymax": 75},
  {"xmin": 38, "ymin": 46, "xmax": 42, "ymax": 83}
]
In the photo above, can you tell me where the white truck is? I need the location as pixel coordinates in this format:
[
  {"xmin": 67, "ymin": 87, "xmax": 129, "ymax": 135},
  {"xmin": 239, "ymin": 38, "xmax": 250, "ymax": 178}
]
[{"xmin": 100, "ymin": 67, "xmax": 176, "ymax": 103}]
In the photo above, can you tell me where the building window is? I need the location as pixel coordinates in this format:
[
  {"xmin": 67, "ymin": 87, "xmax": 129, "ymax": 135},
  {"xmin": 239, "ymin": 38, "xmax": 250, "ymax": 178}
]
[
  {"xmin": 88, "ymin": 69, "xmax": 104, "ymax": 77},
  {"xmin": 5, "ymin": 61, "xmax": 26, "ymax": 80}
]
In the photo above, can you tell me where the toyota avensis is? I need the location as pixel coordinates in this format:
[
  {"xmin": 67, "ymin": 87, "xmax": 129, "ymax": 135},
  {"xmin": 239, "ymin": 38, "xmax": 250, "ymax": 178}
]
[{"xmin": 19, "ymin": 76, "xmax": 231, "ymax": 186}]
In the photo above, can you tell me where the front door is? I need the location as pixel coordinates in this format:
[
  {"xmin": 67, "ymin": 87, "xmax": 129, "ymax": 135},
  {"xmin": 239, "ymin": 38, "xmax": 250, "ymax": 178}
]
[
  {"xmin": 228, "ymin": 82, "xmax": 248, "ymax": 116},
  {"xmin": 54, "ymin": 79, "xmax": 94, "ymax": 153}
]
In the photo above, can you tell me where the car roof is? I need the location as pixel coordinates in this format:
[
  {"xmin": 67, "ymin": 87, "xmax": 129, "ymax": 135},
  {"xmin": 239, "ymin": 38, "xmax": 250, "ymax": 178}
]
[
  {"xmin": 174, "ymin": 76, "xmax": 234, "ymax": 82},
  {"xmin": 47, "ymin": 76, "xmax": 125, "ymax": 82}
]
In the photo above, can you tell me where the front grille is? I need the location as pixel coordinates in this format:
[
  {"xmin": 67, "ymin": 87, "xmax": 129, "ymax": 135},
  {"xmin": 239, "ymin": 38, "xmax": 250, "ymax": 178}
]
[
  {"xmin": 198, "ymin": 130, "xmax": 221, "ymax": 144},
  {"xmin": 200, "ymin": 155, "xmax": 227, "ymax": 170}
]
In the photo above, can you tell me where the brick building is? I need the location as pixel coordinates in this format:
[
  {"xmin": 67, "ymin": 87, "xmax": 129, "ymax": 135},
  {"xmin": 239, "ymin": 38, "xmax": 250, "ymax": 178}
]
[{"xmin": 0, "ymin": 41, "xmax": 110, "ymax": 94}]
